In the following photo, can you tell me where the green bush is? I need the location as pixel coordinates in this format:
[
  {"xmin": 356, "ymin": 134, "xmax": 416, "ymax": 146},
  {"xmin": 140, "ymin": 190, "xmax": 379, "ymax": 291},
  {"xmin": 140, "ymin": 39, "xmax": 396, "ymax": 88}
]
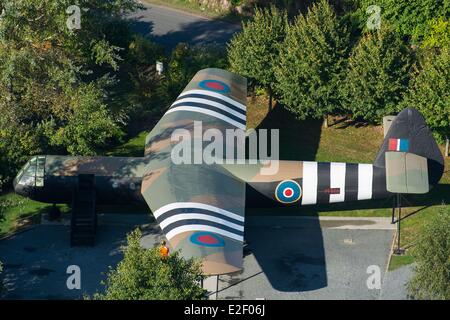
[
  {"xmin": 228, "ymin": 6, "xmax": 288, "ymax": 97},
  {"xmin": 162, "ymin": 43, "xmax": 228, "ymax": 103},
  {"xmin": 408, "ymin": 209, "xmax": 450, "ymax": 300},
  {"xmin": 94, "ymin": 229, "xmax": 206, "ymax": 300},
  {"xmin": 341, "ymin": 27, "xmax": 412, "ymax": 123},
  {"xmin": 400, "ymin": 47, "xmax": 450, "ymax": 142},
  {"xmin": 275, "ymin": 0, "xmax": 350, "ymax": 119}
]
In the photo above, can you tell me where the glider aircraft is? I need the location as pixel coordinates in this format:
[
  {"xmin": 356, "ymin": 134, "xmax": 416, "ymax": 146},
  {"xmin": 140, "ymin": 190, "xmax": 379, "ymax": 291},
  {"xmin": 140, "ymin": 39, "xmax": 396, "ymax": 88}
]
[{"xmin": 14, "ymin": 69, "xmax": 445, "ymax": 275}]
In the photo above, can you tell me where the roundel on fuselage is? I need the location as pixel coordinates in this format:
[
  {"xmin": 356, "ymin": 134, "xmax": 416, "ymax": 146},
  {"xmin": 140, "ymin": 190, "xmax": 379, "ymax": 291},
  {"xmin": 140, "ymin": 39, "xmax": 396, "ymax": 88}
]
[{"xmin": 275, "ymin": 180, "xmax": 302, "ymax": 204}]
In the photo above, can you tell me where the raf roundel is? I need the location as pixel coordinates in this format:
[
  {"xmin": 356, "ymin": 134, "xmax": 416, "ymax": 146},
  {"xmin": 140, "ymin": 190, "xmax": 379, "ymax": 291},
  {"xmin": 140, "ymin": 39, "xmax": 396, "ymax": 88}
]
[
  {"xmin": 199, "ymin": 79, "xmax": 231, "ymax": 94},
  {"xmin": 190, "ymin": 231, "xmax": 225, "ymax": 247},
  {"xmin": 275, "ymin": 180, "xmax": 302, "ymax": 204}
]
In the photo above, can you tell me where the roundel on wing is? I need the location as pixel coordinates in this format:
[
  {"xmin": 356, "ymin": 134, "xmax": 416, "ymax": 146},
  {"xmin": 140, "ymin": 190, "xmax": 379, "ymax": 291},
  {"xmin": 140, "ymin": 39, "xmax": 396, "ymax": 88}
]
[
  {"xmin": 190, "ymin": 231, "xmax": 225, "ymax": 247},
  {"xmin": 198, "ymin": 79, "xmax": 230, "ymax": 93},
  {"xmin": 275, "ymin": 180, "xmax": 302, "ymax": 204}
]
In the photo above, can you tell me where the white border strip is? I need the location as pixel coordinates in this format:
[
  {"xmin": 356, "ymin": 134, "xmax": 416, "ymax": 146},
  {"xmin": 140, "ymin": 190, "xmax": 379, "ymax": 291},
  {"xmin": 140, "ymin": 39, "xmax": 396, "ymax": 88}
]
[
  {"xmin": 166, "ymin": 225, "xmax": 244, "ymax": 242},
  {"xmin": 154, "ymin": 202, "xmax": 245, "ymax": 222},
  {"xmin": 165, "ymin": 106, "xmax": 246, "ymax": 130},
  {"xmin": 179, "ymin": 89, "xmax": 246, "ymax": 111},
  {"xmin": 301, "ymin": 161, "xmax": 318, "ymax": 205},
  {"xmin": 357, "ymin": 164, "xmax": 373, "ymax": 200},
  {"xmin": 173, "ymin": 97, "xmax": 246, "ymax": 120},
  {"xmin": 329, "ymin": 162, "xmax": 346, "ymax": 203},
  {"xmin": 159, "ymin": 213, "xmax": 244, "ymax": 232}
]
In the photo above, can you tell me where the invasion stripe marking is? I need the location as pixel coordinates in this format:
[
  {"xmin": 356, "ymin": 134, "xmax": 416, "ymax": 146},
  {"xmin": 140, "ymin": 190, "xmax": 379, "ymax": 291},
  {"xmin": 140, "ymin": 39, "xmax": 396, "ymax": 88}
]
[
  {"xmin": 156, "ymin": 208, "xmax": 244, "ymax": 228},
  {"xmin": 301, "ymin": 161, "xmax": 318, "ymax": 205},
  {"xmin": 154, "ymin": 202, "xmax": 244, "ymax": 222},
  {"xmin": 357, "ymin": 164, "xmax": 373, "ymax": 200},
  {"xmin": 159, "ymin": 213, "xmax": 244, "ymax": 232},
  {"xmin": 372, "ymin": 166, "xmax": 388, "ymax": 199},
  {"xmin": 165, "ymin": 107, "xmax": 246, "ymax": 130},
  {"xmin": 344, "ymin": 163, "xmax": 359, "ymax": 202},
  {"xmin": 178, "ymin": 89, "xmax": 246, "ymax": 111},
  {"xmin": 317, "ymin": 162, "xmax": 331, "ymax": 204},
  {"xmin": 171, "ymin": 100, "xmax": 246, "ymax": 121},
  {"xmin": 166, "ymin": 225, "xmax": 244, "ymax": 242},
  {"xmin": 176, "ymin": 94, "xmax": 246, "ymax": 116},
  {"xmin": 329, "ymin": 162, "xmax": 346, "ymax": 203}
]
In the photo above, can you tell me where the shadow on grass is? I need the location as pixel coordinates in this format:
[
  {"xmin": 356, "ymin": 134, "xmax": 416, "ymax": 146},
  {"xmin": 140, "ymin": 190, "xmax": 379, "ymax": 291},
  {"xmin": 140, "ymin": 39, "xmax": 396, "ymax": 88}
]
[
  {"xmin": 248, "ymin": 103, "xmax": 327, "ymax": 292},
  {"xmin": 255, "ymin": 103, "xmax": 323, "ymax": 161},
  {"xmin": 0, "ymin": 204, "xmax": 67, "ymax": 239}
]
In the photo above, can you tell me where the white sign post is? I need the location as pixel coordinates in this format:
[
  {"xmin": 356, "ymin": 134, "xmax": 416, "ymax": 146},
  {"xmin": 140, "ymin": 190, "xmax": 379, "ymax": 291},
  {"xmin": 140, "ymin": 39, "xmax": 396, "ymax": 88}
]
[{"xmin": 156, "ymin": 61, "xmax": 164, "ymax": 75}]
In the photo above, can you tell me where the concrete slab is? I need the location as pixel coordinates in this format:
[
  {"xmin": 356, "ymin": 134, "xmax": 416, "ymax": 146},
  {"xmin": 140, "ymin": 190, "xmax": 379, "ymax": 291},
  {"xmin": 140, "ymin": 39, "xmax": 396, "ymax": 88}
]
[
  {"xmin": 215, "ymin": 224, "xmax": 396, "ymax": 300},
  {"xmin": 0, "ymin": 214, "xmax": 406, "ymax": 300},
  {"xmin": 380, "ymin": 265, "xmax": 413, "ymax": 300},
  {"xmin": 0, "ymin": 214, "xmax": 156, "ymax": 299}
]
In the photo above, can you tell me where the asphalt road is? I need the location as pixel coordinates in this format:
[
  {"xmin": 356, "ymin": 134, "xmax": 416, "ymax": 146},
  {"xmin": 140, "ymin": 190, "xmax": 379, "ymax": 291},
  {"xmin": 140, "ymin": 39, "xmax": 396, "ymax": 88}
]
[
  {"xmin": 0, "ymin": 214, "xmax": 409, "ymax": 300},
  {"xmin": 128, "ymin": 2, "xmax": 241, "ymax": 48}
]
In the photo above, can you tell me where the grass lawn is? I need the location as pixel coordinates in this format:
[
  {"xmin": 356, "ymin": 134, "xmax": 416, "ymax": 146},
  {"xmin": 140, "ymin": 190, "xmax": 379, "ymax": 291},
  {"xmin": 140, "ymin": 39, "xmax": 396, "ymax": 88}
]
[
  {"xmin": 0, "ymin": 192, "xmax": 69, "ymax": 238},
  {"xmin": 106, "ymin": 131, "xmax": 147, "ymax": 157},
  {"xmin": 389, "ymin": 254, "xmax": 415, "ymax": 271}
]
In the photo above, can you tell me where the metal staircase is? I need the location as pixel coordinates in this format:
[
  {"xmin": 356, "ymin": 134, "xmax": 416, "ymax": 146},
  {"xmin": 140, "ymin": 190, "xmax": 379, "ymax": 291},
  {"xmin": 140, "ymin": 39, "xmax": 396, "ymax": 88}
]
[{"xmin": 70, "ymin": 174, "xmax": 97, "ymax": 246}]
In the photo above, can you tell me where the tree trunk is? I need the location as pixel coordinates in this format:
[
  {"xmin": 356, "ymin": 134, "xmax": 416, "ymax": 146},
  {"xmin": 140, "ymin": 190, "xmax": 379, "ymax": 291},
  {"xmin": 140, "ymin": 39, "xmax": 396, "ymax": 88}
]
[
  {"xmin": 268, "ymin": 86, "xmax": 273, "ymax": 112},
  {"xmin": 323, "ymin": 114, "xmax": 328, "ymax": 128},
  {"xmin": 445, "ymin": 136, "xmax": 449, "ymax": 157}
]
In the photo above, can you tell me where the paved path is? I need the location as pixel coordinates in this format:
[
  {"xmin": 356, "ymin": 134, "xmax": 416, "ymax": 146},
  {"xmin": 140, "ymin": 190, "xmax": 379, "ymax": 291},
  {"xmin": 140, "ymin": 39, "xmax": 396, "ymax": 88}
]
[
  {"xmin": 1, "ymin": 214, "xmax": 409, "ymax": 300},
  {"xmin": 128, "ymin": 2, "xmax": 241, "ymax": 48}
]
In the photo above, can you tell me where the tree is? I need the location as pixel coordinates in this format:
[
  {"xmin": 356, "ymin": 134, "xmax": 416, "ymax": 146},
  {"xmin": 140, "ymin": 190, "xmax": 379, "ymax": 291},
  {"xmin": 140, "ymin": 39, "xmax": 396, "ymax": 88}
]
[
  {"xmin": 421, "ymin": 17, "xmax": 450, "ymax": 50},
  {"xmin": 0, "ymin": 0, "xmax": 147, "ymax": 182},
  {"xmin": 341, "ymin": 26, "xmax": 412, "ymax": 123},
  {"xmin": 408, "ymin": 209, "xmax": 450, "ymax": 300},
  {"xmin": 39, "ymin": 82, "xmax": 123, "ymax": 155},
  {"xmin": 228, "ymin": 6, "xmax": 288, "ymax": 109},
  {"xmin": 382, "ymin": 0, "xmax": 448, "ymax": 43},
  {"xmin": 400, "ymin": 47, "xmax": 450, "ymax": 143},
  {"xmin": 348, "ymin": 0, "xmax": 449, "ymax": 43},
  {"xmin": 94, "ymin": 229, "xmax": 206, "ymax": 300},
  {"xmin": 275, "ymin": 0, "xmax": 350, "ymax": 120}
]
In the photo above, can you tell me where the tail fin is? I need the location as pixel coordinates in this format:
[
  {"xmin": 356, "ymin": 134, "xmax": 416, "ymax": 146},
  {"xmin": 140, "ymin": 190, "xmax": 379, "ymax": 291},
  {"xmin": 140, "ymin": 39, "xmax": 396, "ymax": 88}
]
[{"xmin": 374, "ymin": 108, "xmax": 444, "ymax": 192}]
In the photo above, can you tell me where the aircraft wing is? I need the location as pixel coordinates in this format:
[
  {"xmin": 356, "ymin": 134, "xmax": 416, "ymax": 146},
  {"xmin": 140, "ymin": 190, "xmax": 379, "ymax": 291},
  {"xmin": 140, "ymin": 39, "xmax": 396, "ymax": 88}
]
[{"xmin": 141, "ymin": 68, "xmax": 247, "ymax": 275}]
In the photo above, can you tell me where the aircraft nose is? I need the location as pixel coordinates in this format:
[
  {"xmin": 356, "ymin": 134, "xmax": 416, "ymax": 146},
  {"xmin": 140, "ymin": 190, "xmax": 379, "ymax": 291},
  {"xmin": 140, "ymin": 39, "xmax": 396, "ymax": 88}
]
[
  {"xmin": 13, "ymin": 156, "xmax": 45, "ymax": 198},
  {"xmin": 13, "ymin": 165, "xmax": 29, "ymax": 197}
]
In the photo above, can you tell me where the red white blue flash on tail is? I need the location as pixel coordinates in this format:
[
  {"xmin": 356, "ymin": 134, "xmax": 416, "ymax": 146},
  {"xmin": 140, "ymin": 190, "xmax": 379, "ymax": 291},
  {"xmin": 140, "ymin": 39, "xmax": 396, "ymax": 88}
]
[{"xmin": 388, "ymin": 138, "xmax": 409, "ymax": 152}]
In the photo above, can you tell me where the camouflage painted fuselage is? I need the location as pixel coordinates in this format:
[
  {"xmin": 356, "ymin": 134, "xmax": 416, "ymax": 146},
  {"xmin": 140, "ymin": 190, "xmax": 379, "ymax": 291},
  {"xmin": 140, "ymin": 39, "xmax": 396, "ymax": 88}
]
[
  {"xmin": 14, "ymin": 156, "xmax": 147, "ymax": 205},
  {"xmin": 14, "ymin": 156, "xmax": 393, "ymax": 207}
]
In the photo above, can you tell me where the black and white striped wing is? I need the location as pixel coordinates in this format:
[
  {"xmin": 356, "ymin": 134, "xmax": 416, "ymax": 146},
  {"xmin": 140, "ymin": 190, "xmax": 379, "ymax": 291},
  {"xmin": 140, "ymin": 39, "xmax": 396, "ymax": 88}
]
[{"xmin": 141, "ymin": 68, "xmax": 247, "ymax": 275}]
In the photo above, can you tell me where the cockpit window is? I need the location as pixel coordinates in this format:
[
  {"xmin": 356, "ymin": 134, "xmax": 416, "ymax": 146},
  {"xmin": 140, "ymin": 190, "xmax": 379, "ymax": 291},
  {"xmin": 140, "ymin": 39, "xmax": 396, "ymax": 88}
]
[{"xmin": 15, "ymin": 156, "xmax": 46, "ymax": 187}]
